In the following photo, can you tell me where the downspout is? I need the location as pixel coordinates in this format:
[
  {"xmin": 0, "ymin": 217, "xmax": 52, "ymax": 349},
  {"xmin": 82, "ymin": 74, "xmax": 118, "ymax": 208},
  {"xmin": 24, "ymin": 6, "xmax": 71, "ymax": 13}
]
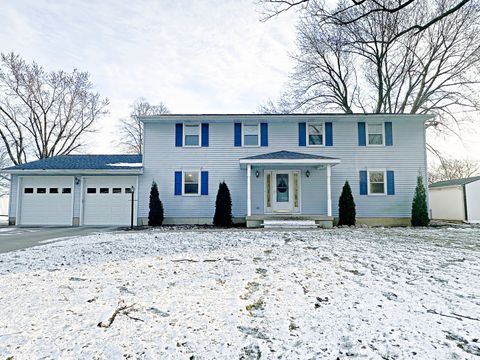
[{"xmin": 462, "ymin": 184, "xmax": 468, "ymax": 223}]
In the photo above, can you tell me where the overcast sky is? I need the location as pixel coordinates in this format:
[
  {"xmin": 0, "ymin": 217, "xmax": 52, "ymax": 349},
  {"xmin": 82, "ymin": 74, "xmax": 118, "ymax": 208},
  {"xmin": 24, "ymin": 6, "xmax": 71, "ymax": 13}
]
[{"xmin": 1, "ymin": 0, "xmax": 479, "ymax": 162}]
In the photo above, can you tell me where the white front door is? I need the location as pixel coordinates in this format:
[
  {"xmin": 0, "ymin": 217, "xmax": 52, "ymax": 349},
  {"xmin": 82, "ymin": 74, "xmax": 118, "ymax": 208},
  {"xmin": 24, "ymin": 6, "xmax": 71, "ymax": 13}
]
[{"xmin": 272, "ymin": 171, "xmax": 294, "ymax": 213}]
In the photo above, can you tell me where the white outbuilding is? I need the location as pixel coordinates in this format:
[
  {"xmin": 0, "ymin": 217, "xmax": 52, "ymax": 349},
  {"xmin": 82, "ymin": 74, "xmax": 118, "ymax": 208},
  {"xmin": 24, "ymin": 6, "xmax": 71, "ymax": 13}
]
[{"xmin": 429, "ymin": 176, "xmax": 480, "ymax": 223}]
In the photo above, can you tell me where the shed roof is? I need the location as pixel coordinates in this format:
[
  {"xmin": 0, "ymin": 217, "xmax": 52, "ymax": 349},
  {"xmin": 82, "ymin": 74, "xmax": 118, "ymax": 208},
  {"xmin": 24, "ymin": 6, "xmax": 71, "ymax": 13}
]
[{"xmin": 429, "ymin": 176, "xmax": 480, "ymax": 188}]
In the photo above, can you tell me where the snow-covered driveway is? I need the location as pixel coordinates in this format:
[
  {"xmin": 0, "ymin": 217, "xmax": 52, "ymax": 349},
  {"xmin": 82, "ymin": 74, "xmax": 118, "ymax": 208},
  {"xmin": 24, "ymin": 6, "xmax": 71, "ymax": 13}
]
[{"xmin": 0, "ymin": 227, "xmax": 479, "ymax": 359}]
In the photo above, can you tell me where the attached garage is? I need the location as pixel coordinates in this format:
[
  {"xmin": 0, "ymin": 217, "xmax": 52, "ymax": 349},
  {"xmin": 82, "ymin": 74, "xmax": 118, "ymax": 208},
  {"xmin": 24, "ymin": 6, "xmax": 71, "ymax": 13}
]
[
  {"xmin": 18, "ymin": 176, "xmax": 74, "ymax": 226},
  {"xmin": 5, "ymin": 154, "xmax": 142, "ymax": 227},
  {"xmin": 82, "ymin": 176, "xmax": 137, "ymax": 226}
]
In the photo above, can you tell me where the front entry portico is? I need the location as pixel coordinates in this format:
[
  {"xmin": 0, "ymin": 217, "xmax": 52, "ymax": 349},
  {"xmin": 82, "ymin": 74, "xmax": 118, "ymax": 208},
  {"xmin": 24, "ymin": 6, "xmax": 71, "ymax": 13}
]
[{"xmin": 239, "ymin": 151, "xmax": 341, "ymax": 228}]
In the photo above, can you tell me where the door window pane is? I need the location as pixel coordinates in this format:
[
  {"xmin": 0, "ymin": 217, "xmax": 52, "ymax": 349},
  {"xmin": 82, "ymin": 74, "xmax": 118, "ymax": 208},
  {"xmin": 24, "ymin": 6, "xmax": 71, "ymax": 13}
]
[
  {"xmin": 24, "ymin": 188, "xmax": 34, "ymax": 194},
  {"xmin": 99, "ymin": 188, "xmax": 109, "ymax": 194},
  {"xmin": 62, "ymin": 188, "xmax": 72, "ymax": 194},
  {"xmin": 112, "ymin": 188, "xmax": 122, "ymax": 194},
  {"xmin": 184, "ymin": 171, "xmax": 199, "ymax": 194},
  {"xmin": 184, "ymin": 124, "xmax": 200, "ymax": 146},
  {"xmin": 87, "ymin": 188, "xmax": 96, "ymax": 194},
  {"xmin": 49, "ymin": 188, "xmax": 59, "ymax": 194},
  {"xmin": 125, "ymin": 187, "xmax": 133, "ymax": 194},
  {"xmin": 37, "ymin": 188, "xmax": 46, "ymax": 194},
  {"xmin": 276, "ymin": 174, "xmax": 289, "ymax": 202}
]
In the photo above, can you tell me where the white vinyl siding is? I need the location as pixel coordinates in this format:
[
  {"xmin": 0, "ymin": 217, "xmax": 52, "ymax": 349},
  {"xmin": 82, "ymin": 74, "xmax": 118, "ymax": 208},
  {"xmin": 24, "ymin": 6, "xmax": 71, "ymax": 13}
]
[{"xmin": 139, "ymin": 116, "xmax": 427, "ymax": 220}]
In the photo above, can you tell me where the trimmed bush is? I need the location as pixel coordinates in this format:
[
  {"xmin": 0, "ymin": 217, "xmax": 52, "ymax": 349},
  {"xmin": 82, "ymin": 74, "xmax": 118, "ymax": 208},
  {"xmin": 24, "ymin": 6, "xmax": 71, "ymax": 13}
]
[
  {"xmin": 338, "ymin": 180, "xmax": 356, "ymax": 226},
  {"xmin": 411, "ymin": 175, "xmax": 429, "ymax": 227},
  {"xmin": 213, "ymin": 181, "xmax": 233, "ymax": 227},
  {"xmin": 148, "ymin": 181, "xmax": 164, "ymax": 226}
]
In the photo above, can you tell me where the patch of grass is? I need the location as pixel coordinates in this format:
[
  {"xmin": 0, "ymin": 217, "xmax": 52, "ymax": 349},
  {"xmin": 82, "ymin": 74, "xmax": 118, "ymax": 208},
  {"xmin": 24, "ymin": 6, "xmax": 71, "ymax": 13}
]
[
  {"xmin": 289, "ymin": 321, "xmax": 298, "ymax": 331},
  {"xmin": 246, "ymin": 298, "xmax": 265, "ymax": 316}
]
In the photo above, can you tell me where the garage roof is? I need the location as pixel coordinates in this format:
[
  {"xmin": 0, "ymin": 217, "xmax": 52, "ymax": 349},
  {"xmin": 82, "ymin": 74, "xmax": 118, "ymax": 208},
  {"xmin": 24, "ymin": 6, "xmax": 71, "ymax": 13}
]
[
  {"xmin": 4, "ymin": 155, "xmax": 142, "ymax": 172},
  {"xmin": 430, "ymin": 176, "xmax": 480, "ymax": 188}
]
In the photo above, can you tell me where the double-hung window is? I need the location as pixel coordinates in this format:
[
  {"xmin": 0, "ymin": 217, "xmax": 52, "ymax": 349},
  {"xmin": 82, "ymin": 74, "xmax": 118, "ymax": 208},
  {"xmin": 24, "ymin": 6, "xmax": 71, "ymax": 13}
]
[
  {"xmin": 308, "ymin": 123, "xmax": 324, "ymax": 146},
  {"xmin": 368, "ymin": 170, "xmax": 386, "ymax": 195},
  {"xmin": 184, "ymin": 124, "xmax": 200, "ymax": 146},
  {"xmin": 183, "ymin": 171, "xmax": 200, "ymax": 195},
  {"xmin": 367, "ymin": 123, "xmax": 384, "ymax": 145},
  {"xmin": 243, "ymin": 124, "xmax": 259, "ymax": 146}
]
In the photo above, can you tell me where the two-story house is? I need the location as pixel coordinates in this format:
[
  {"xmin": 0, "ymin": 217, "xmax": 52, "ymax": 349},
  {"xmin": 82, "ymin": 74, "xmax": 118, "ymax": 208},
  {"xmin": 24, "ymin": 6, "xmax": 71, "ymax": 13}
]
[{"xmin": 4, "ymin": 114, "xmax": 431, "ymax": 227}]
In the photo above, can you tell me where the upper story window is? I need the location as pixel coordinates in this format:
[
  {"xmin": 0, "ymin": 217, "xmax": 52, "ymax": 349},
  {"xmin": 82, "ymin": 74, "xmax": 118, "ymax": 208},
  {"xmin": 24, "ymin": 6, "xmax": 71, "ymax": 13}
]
[
  {"xmin": 368, "ymin": 170, "xmax": 386, "ymax": 195},
  {"xmin": 367, "ymin": 123, "xmax": 384, "ymax": 146},
  {"xmin": 184, "ymin": 124, "xmax": 201, "ymax": 146},
  {"xmin": 243, "ymin": 124, "xmax": 259, "ymax": 146},
  {"xmin": 183, "ymin": 171, "xmax": 199, "ymax": 195},
  {"xmin": 307, "ymin": 123, "xmax": 324, "ymax": 146}
]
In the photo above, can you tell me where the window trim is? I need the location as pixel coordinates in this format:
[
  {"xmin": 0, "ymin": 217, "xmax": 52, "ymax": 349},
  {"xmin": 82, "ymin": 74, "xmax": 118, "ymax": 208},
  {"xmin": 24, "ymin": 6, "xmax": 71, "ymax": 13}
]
[
  {"xmin": 367, "ymin": 169, "xmax": 387, "ymax": 196},
  {"xmin": 183, "ymin": 123, "xmax": 201, "ymax": 148},
  {"xmin": 366, "ymin": 122, "xmax": 385, "ymax": 146},
  {"xmin": 242, "ymin": 123, "xmax": 260, "ymax": 147},
  {"xmin": 307, "ymin": 122, "xmax": 326, "ymax": 147},
  {"xmin": 182, "ymin": 170, "xmax": 201, "ymax": 196}
]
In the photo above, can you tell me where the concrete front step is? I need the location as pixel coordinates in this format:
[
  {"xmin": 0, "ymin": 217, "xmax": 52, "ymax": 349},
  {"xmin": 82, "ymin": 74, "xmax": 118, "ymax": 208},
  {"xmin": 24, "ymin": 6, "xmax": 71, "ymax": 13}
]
[
  {"xmin": 263, "ymin": 220, "xmax": 317, "ymax": 229},
  {"xmin": 246, "ymin": 215, "xmax": 334, "ymax": 228}
]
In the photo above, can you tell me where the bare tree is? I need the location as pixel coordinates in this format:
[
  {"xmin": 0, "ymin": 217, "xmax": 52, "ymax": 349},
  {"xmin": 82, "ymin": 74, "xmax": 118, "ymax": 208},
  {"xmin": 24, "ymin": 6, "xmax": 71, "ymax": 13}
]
[
  {"xmin": 0, "ymin": 53, "xmax": 109, "ymax": 165},
  {"xmin": 429, "ymin": 158, "xmax": 480, "ymax": 183},
  {"xmin": 118, "ymin": 98, "xmax": 170, "ymax": 154},
  {"xmin": 0, "ymin": 148, "xmax": 10, "ymax": 197},
  {"xmin": 260, "ymin": 0, "xmax": 480, "ymax": 151},
  {"xmin": 260, "ymin": 0, "xmax": 471, "ymax": 39}
]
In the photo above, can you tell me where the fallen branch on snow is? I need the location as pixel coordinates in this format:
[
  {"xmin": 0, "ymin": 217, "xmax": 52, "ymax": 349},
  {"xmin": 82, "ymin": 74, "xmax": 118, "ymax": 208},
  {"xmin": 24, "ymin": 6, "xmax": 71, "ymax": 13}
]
[
  {"xmin": 172, "ymin": 259, "xmax": 199, "ymax": 263},
  {"xmin": 97, "ymin": 301, "xmax": 135, "ymax": 328}
]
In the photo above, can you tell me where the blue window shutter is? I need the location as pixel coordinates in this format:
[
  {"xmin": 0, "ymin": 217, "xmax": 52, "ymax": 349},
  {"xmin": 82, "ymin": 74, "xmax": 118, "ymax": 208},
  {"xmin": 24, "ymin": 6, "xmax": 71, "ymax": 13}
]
[
  {"xmin": 174, "ymin": 171, "xmax": 182, "ymax": 195},
  {"xmin": 387, "ymin": 170, "xmax": 395, "ymax": 195},
  {"xmin": 175, "ymin": 123, "xmax": 183, "ymax": 147},
  {"xmin": 325, "ymin": 122, "xmax": 333, "ymax": 146},
  {"xmin": 359, "ymin": 170, "xmax": 368, "ymax": 195},
  {"xmin": 299, "ymin": 122, "xmax": 306, "ymax": 146},
  {"xmin": 234, "ymin": 123, "xmax": 242, "ymax": 147},
  {"xmin": 358, "ymin": 122, "xmax": 366, "ymax": 146},
  {"xmin": 201, "ymin": 171, "xmax": 208, "ymax": 195},
  {"xmin": 260, "ymin": 123, "xmax": 268, "ymax": 147},
  {"xmin": 385, "ymin": 122, "xmax": 393, "ymax": 146},
  {"xmin": 201, "ymin": 123, "xmax": 209, "ymax": 147}
]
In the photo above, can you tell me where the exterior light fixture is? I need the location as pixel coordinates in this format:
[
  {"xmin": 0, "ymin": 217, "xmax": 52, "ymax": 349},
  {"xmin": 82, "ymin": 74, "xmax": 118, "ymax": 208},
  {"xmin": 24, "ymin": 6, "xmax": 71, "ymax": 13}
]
[
  {"xmin": 74, "ymin": 176, "xmax": 81, "ymax": 185},
  {"xmin": 255, "ymin": 170, "xmax": 260, "ymax": 178},
  {"xmin": 305, "ymin": 170, "xmax": 311, "ymax": 178}
]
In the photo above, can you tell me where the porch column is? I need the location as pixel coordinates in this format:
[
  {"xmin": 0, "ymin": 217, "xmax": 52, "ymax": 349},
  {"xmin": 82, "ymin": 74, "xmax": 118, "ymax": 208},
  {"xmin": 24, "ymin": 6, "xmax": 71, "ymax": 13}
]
[
  {"xmin": 247, "ymin": 164, "xmax": 252, "ymax": 217},
  {"xmin": 327, "ymin": 164, "xmax": 332, "ymax": 217}
]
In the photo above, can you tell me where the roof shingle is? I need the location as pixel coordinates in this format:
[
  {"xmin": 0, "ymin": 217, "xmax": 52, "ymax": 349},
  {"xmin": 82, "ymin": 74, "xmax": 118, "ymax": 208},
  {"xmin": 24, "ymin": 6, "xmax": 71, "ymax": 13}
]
[{"xmin": 4, "ymin": 154, "xmax": 142, "ymax": 171}]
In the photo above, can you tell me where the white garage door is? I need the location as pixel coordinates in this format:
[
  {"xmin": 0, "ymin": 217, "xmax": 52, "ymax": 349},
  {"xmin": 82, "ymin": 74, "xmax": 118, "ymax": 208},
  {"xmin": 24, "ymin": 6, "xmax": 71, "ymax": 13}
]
[
  {"xmin": 19, "ymin": 176, "xmax": 74, "ymax": 226},
  {"xmin": 82, "ymin": 176, "xmax": 137, "ymax": 226}
]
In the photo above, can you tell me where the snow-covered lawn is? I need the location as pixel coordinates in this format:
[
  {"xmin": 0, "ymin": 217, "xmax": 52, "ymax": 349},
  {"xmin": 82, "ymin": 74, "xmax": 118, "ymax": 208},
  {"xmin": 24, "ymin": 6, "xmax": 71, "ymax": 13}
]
[{"xmin": 0, "ymin": 227, "xmax": 479, "ymax": 359}]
